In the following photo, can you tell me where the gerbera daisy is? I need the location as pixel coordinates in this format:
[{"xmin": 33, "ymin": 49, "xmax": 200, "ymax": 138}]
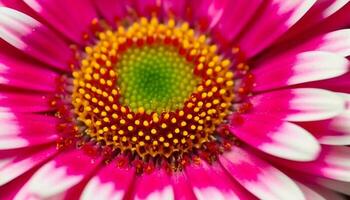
[{"xmin": 1, "ymin": 0, "xmax": 350, "ymax": 199}]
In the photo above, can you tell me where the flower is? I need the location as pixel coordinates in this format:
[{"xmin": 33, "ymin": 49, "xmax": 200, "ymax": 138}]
[{"xmin": 1, "ymin": 0, "xmax": 350, "ymax": 199}]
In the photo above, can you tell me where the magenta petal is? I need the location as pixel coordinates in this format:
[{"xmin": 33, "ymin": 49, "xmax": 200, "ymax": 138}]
[
  {"xmin": 0, "ymin": 145, "xmax": 57, "ymax": 186},
  {"xmin": 315, "ymin": 177, "xmax": 350, "ymax": 196},
  {"xmin": 94, "ymin": 0, "xmax": 128, "ymax": 25},
  {"xmin": 0, "ymin": 0, "xmax": 40, "ymax": 17},
  {"xmin": 288, "ymin": 29, "xmax": 350, "ymax": 57},
  {"xmin": 238, "ymin": 0, "xmax": 316, "ymax": 58},
  {"xmin": 0, "ymin": 113, "xmax": 60, "ymax": 149},
  {"xmin": 0, "ymin": 7, "xmax": 72, "ymax": 71},
  {"xmin": 213, "ymin": 0, "xmax": 262, "ymax": 46},
  {"xmin": 0, "ymin": 92, "xmax": 54, "ymax": 113},
  {"xmin": 185, "ymin": 160, "xmax": 257, "ymax": 200},
  {"xmin": 23, "ymin": 0, "xmax": 97, "ymax": 44},
  {"xmin": 297, "ymin": 181, "xmax": 346, "ymax": 200},
  {"xmin": 253, "ymin": 51, "xmax": 349, "ymax": 92},
  {"xmin": 171, "ymin": 171, "xmax": 197, "ymax": 200},
  {"xmin": 15, "ymin": 149, "xmax": 101, "ymax": 199},
  {"xmin": 0, "ymin": 48, "xmax": 59, "ymax": 92},
  {"xmin": 299, "ymin": 72, "xmax": 350, "ymax": 94},
  {"xmin": 274, "ymin": 146, "xmax": 350, "ymax": 182},
  {"xmin": 300, "ymin": 109, "xmax": 350, "ymax": 145},
  {"xmin": 219, "ymin": 147, "xmax": 304, "ymax": 200},
  {"xmin": 190, "ymin": 0, "xmax": 230, "ymax": 31},
  {"xmin": 81, "ymin": 164, "xmax": 135, "ymax": 200},
  {"xmin": 279, "ymin": 0, "xmax": 350, "ymax": 42},
  {"xmin": 133, "ymin": 169, "xmax": 174, "ymax": 200},
  {"xmin": 162, "ymin": 0, "xmax": 186, "ymax": 18},
  {"xmin": 229, "ymin": 114, "xmax": 320, "ymax": 161},
  {"xmin": 0, "ymin": 166, "xmax": 37, "ymax": 200},
  {"xmin": 134, "ymin": 0, "xmax": 161, "ymax": 18},
  {"xmin": 250, "ymin": 88, "xmax": 345, "ymax": 122}
]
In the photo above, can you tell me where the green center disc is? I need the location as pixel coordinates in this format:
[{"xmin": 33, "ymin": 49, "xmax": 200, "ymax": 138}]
[{"xmin": 116, "ymin": 45, "xmax": 201, "ymax": 114}]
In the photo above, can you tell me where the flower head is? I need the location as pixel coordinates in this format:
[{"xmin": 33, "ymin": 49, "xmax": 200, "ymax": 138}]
[{"xmin": 0, "ymin": 0, "xmax": 350, "ymax": 199}]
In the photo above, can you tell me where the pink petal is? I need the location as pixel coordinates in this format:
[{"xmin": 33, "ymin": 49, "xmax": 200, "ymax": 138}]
[
  {"xmin": 300, "ymin": 110, "xmax": 350, "ymax": 145},
  {"xmin": 296, "ymin": 182, "xmax": 327, "ymax": 200},
  {"xmin": 171, "ymin": 172, "xmax": 197, "ymax": 200},
  {"xmin": 314, "ymin": 177, "xmax": 350, "ymax": 196},
  {"xmin": 274, "ymin": 146, "xmax": 350, "ymax": 182},
  {"xmin": 190, "ymin": 0, "xmax": 230, "ymax": 31},
  {"xmin": 253, "ymin": 51, "xmax": 349, "ymax": 92},
  {"xmin": 23, "ymin": 0, "xmax": 97, "ymax": 44},
  {"xmin": 237, "ymin": 0, "xmax": 316, "ymax": 58},
  {"xmin": 299, "ymin": 72, "xmax": 350, "ymax": 94},
  {"xmin": 219, "ymin": 147, "xmax": 305, "ymax": 200},
  {"xmin": 279, "ymin": 0, "xmax": 350, "ymax": 42},
  {"xmin": 185, "ymin": 161, "xmax": 257, "ymax": 200},
  {"xmin": 0, "ymin": 166, "xmax": 37, "ymax": 200},
  {"xmin": 162, "ymin": 0, "xmax": 186, "ymax": 18},
  {"xmin": 311, "ymin": 3, "xmax": 350, "ymax": 36},
  {"xmin": 0, "ymin": 145, "xmax": 57, "ymax": 186},
  {"xmin": 0, "ymin": 7, "xmax": 72, "ymax": 71},
  {"xmin": 94, "ymin": 0, "xmax": 128, "ymax": 25},
  {"xmin": 133, "ymin": 169, "xmax": 174, "ymax": 200},
  {"xmin": 0, "ymin": 46, "xmax": 59, "ymax": 92},
  {"xmin": 288, "ymin": 29, "xmax": 350, "ymax": 57},
  {"xmin": 15, "ymin": 149, "xmax": 101, "ymax": 199},
  {"xmin": 296, "ymin": 182, "xmax": 346, "ymax": 200},
  {"xmin": 0, "ymin": 0, "xmax": 38, "ymax": 16},
  {"xmin": 229, "ymin": 114, "xmax": 320, "ymax": 161},
  {"xmin": 250, "ymin": 88, "xmax": 345, "ymax": 122},
  {"xmin": 0, "ymin": 92, "xmax": 54, "ymax": 113},
  {"xmin": 81, "ymin": 164, "xmax": 135, "ymax": 200},
  {"xmin": 213, "ymin": 0, "xmax": 262, "ymax": 46},
  {"xmin": 0, "ymin": 112, "xmax": 59, "ymax": 149},
  {"xmin": 134, "ymin": 0, "xmax": 161, "ymax": 18}
]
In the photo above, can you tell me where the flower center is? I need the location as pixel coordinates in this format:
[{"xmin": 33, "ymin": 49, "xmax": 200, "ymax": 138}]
[
  {"xmin": 56, "ymin": 17, "xmax": 253, "ymax": 173},
  {"xmin": 117, "ymin": 45, "xmax": 200, "ymax": 114}
]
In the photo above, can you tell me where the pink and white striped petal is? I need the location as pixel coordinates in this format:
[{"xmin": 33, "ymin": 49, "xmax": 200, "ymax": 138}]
[
  {"xmin": 237, "ymin": 0, "xmax": 316, "ymax": 58},
  {"xmin": 0, "ymin": 113, "xmax": 59, "ymax": 149},
  {"xmin": 275, "ymin": 146, "xmax": 350, "ymax": 182},
  {"xmin": 0, "ymin": 7, "xmax": 72, "ymax": 71},
  {"xmin": 0, "ymin": 145, "xmax": 57, "ymax": 186},
  {"xmin": 288, "ymin": 29, "xmax": 350, "ymax": 57},
  {"xmin": 0, "ymin": 0, "xmax": 38, "ymax": 16},
  {"xmin": 229, "ymin": 114, "xmax": 320, "ymax": 161},
  {"xmin": 0, "ymin": 47, "xmax": 59, "ymax": 92},
  {"xmin": 15, "ymin": 149, "xmax": 101, "ymax": 199},
  {"xmin": 0, "ymin": 92, "xmax": 54, "ymax": 113},
  {"xmin": 94, "ymin": 0, "xmax": 128, "ymax": 25},
  {"xmin": 219, "ymin": 147, "xmax": 305, "ymax": 200},
  {"xmin": 213, "ymin": 0, "xmax": 262, "ymax": 46},
  {"xmin": 253, "ymin": 51, "xmax": 349, "ymax": 92},
  {"xmin": 300, "ymin": 110, "xmax": 350, "ymax": 145},
  {"xmin": 296, "ymin": 182, "xmax": 346, "ymax": 200},
  {"xmin": 81, "ymin": 164, "xmax": 135, "ymax": 200},
  {"xmin": 171, "ymin": 171, "xmax": 197, "ymax": 200},
  {"xmin": 296, "ymin": 182, "xmax": 326, "ymax": 200},
  {"xmin": 279, "ymin": 0, "xmax": 350, "ymax": 42},
  {"xmin": 299, "ymin": 72, "xmax": 350, "ymax": 94},
  {"xmin": 133, "ymin": 169, "xmax": 174, "ymax": 200},
  {"xmin": 250, "ymin": 88, "xmax": 345, "ymax": 122},
  {"xmin": 311, "ymin": 3, "xmax": 350, "ymax": 36},
  {"xmin": 0, "ymin": 166, "xmax": 37, "ymax": 200},
  {"xmin": 185, "ymin": 160, "xmax": 257, "ymax": 200},
  {"xmin": 23, "ymin": 0, "xmax": 97, "ymax": 44}
]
